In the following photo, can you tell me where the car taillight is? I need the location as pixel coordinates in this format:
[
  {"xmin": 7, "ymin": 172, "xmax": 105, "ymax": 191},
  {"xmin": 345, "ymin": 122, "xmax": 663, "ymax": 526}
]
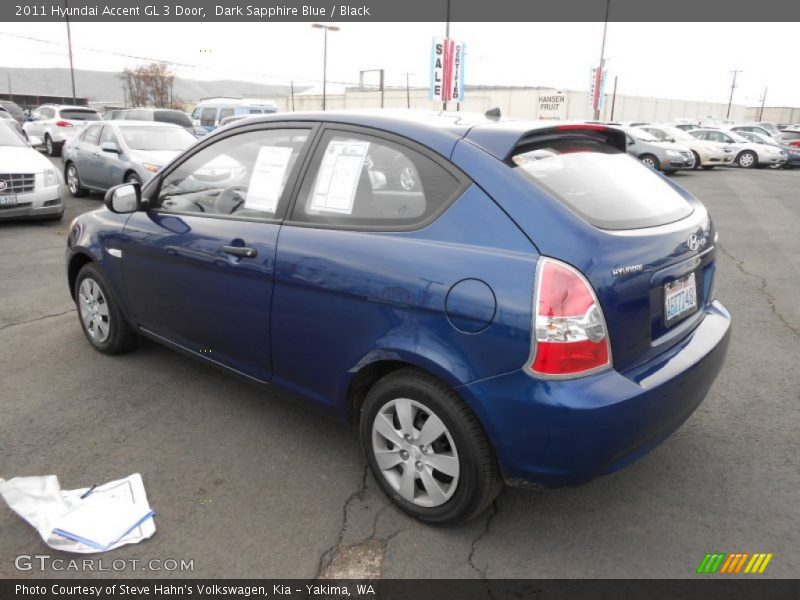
[
  {"xmin": 55, "ymin": 120, "xmax": 73, "ymax": 128},
  {"xmin": 526, "ymin": 257, "xmax": 612, "ymax": 378}
]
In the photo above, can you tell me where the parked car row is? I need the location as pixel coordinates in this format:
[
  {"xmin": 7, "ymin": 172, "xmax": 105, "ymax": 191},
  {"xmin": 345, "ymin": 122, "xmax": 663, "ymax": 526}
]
[{"xmin": 590, "ymin": 118, "xmax": 798, "ymax": 171}]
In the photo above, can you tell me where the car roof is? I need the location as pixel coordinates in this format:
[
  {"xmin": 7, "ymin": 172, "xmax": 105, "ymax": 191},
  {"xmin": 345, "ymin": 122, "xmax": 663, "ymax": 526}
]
[
  {"xmin": 219, "ymin": 109, "xmax": 621, "ymax": 160},
  {"xmin": 108, "ymin": 120, "xmax": 185, "ymax": 128}
]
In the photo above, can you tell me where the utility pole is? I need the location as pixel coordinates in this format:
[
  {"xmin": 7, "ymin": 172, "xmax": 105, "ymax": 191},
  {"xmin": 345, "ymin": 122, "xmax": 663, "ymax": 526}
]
[
  {"xmin": 379, "ymin": 69, "xmax": 384, "ymax": 109},
  {"xmin": 290, "ymin": 81, "xmax": 295, "ymax": 111},
  {"xmin": 610, "ymin": 75, "xmax": 618, "ymax": 121},
  {"xmin": 726, "ymin": 69, "xmax": 742, "ymax": 119},
  {"xmin": 593, "ymin": 0, "xmax": 611, "ymax": 120},
  {"xmin": 6, "ymin": 73, "xmax": 11, "ymax": 101},
  {"xmin": 403, "ymin": 72, "xmax": 412, "ymax": 109},
  {"xmin": 758, "ymin": 87, "xmax": 768, "ymax": 121},
  {"xmin": 442, "ymin": 0, "xmax": 451, "ymax": 111},
  {"xmin": 64, "ymin": 0, "xmax": 77, "ymax": 104}
]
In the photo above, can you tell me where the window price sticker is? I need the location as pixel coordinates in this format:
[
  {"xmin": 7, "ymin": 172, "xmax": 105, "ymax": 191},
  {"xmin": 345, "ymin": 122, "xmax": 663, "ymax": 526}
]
[
  {"xmin": 244, "ymin": 145, "xmax": 294, "ymax": 213},
  {"xmin": 309, "ymin": 140, "xmax": 370, "ymax": 214}
]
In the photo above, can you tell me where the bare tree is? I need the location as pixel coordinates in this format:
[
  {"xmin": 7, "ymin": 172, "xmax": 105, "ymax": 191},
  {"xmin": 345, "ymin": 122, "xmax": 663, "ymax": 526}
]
[{"xmin": 119, "ymin": 63, "xmax": 178, "ymax": 108}]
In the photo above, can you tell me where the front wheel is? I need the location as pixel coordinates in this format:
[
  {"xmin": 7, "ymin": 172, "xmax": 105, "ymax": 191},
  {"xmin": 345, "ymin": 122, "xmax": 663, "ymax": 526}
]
[
  {"xmin": 640, "ymin": 154, "xmax": 660, "ymax": 171},
  {"xmin": 66, "ymin": 163, "xmax": 86, "ymax": 197},
  {"xmin": 125, "ymin": 173, "xmax": 142, "ymax": 185},
  {"xmin": 737, "ymin": 151, "xmax": 757, "ymax": 169},
  {"xmin": 360, "ymin": 368, "xmax": 502, "ymax": 524},
  {"xmin": 74, "ymin": 264, "xmax": 138, "ymax": 354},
  {"xmin": 691, "ymin": 152, "xmax": 701, "ymax": 170}
]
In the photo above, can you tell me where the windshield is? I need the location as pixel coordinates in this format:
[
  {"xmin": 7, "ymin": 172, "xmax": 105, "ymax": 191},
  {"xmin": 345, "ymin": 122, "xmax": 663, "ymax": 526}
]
[
  {"xmin": 512, "ymin": 138, "xmax": 694, "ymax": 230},
  {"xmin": 121, "ymin": 126, "xmax": 196, "ymax": 151},
  {"xmin": 629, "ymin": 128, "xmax": 659, "ymax": 142},
  {"xmin": 668, "ymin": 128, "xmax": 694, "ymax": 141},
  {"xmin": 642, "ymin": 128, "xmax": 669, "ymax": 141},
  {"xmin": 0, "ymin": 121, "xmax": 26, "ymax": 147},
  {"xmin": 59, "ymin": 109, "xmax": 101, "ymax": 121}
]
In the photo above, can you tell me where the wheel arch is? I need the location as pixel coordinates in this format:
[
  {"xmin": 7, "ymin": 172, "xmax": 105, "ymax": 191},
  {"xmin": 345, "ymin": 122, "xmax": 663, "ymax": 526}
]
[
  {"xmin": 345, "ymin": 355, "xmax": 468, "ymax": 427},
  {"xmin": 67, "ymin": 251, "xmax": 95, "ymax": 298}
]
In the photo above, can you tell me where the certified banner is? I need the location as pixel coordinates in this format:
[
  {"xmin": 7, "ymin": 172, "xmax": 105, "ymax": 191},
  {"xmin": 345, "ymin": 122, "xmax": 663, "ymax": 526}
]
[{"xmin": 430, "ymin": 37, "xmax": 466, "ymax": 102}]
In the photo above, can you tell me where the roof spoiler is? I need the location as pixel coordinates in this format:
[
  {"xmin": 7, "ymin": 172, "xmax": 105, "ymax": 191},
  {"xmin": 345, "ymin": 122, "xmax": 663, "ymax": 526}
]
[{"xmin": 510, "ymin": 123, "xmax": 627, "ymax": 158}]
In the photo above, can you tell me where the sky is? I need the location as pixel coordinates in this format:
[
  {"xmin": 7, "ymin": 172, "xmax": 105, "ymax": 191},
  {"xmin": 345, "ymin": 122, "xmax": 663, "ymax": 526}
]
[{"xmin": 0, "ymin": 21, "xmax": 797, "ymax": 107}]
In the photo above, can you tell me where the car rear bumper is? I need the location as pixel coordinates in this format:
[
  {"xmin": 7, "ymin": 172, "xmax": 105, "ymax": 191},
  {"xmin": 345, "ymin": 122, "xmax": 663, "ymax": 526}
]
[
  {"xmin": 458, "ymin": 301, "xmax": 731, "ymax": 487},
  {"xmin": 0, "ymin": 186, "xmax": 63, "ymax": 219}
]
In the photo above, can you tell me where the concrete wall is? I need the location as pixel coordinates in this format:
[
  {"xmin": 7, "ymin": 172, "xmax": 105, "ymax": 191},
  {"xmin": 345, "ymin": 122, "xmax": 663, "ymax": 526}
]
[
  {"xmin": 277, "ymin": 85, "xmax": 750, "ymax": 122},
  {"xmin": 744, "ymin": 106, "xmax": 800, "ymax": 124}
]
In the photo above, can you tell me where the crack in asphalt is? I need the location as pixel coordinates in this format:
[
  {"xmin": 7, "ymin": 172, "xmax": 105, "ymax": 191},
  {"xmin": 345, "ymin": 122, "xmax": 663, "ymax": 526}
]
[
  {"xmin": 468, "ymin": 500, "xmax": 500, "ymax": 595},
  {"xmin": 718, "ymin": 244, "xmax": 800, "ymax": 338},
  {"xmin": 0, "ymin": 309, "xmax": 75, "ymax": 333},
  {"xmin": 315, "ymin": 463, "xmax": 370, "ymax": 578}
]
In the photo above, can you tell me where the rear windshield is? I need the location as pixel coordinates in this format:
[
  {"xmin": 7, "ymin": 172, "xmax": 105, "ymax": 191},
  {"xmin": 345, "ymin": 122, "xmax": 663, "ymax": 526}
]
[
  {"xmin": 0, "ymin": 101, "xmax": 24, "ymax": 118},
  {"xmin": 781, "ymin": 131, "xmax": 800, "ymax": 141},
  {"xmin": 155, "ymin": 110, "xmax": 192, "ymax": 127},
  {"xmin": 512, "ymin": 138, "xmax": 694, "ymax": 230},
  {"xmin": 59, "ymin": 109, "xmax": 100, "ymax": 121}
]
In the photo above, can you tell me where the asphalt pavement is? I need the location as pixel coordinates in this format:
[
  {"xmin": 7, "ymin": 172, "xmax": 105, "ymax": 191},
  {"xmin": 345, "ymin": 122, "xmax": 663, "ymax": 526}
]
[{"xmin": 0, "ymin": 160, "xmax": 798, "ymax": 579}]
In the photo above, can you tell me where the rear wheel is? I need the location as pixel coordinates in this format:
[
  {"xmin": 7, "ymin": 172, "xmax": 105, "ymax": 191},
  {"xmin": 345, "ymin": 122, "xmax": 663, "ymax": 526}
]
[
  {"xmin": 45, "ymin": 134, "xmax": 61, "ymax": 157},
  {"xmin": 736, "ymin": 150, "xmax": 757, "ymax": 168},
  {"xmin": 74, "ymin": 264, "xmax": 138, "ymax": 354},
  {"xmin": 640, "ymin": 154, "xmax": 660, "ymax": 170},
  {"xmin": 65, "ymin": 163, "xmax": 87, "ymax": 197},
  {"xmin": 360, "ymin": 368, "xmax": 502, "ymax": 524}
]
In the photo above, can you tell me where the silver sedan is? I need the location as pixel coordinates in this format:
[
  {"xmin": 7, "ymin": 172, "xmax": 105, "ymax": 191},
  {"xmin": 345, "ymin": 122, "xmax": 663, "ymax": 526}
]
[{"xmin": 61, "ymin": 120, "xmax": 196, "ymax": 195}]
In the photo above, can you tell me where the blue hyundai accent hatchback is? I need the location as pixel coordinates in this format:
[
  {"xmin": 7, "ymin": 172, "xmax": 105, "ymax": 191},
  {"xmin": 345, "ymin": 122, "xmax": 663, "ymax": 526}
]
[{"xmin": 66, "ymin": 111, "xmax": 731, "ymax": 523}]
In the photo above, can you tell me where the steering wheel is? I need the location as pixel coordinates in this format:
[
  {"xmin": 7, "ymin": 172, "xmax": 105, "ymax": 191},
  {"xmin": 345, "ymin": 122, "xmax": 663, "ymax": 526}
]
[{"xmin": 215, "ymin": 185, "xmax": 248, "ymax": 215}]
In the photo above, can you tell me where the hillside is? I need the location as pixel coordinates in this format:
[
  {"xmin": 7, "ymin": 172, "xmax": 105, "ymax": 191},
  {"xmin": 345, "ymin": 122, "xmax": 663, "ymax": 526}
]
[{"xmin": 0, "ymin": 67, "xmax": 300, "ymax": 105}]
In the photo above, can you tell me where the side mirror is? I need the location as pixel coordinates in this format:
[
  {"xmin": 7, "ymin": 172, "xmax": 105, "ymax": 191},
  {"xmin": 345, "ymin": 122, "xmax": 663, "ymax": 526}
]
[
  {"xmin": 100, "ymin": 141, "xmax": 121, "ymax": 154},
  {"xmin": 627, "ymin": 139, "xmax": 635, "ymax": 146},
  {"xmin": 104, "ymin": 183, "xmax": 141, "ymax": 214}
]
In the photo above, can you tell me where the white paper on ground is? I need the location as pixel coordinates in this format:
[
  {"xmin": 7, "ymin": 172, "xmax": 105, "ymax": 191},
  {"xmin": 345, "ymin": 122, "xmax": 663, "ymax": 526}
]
[
  {"xmin": 244, "ymin": 145, "xmax": 294, "ymax": 213},
  {"xmin": 0, "ymin": 473, "xmax": 156, "ymax": 553},
  {"xmin": 309, "ymin": 140, "xmax": 370, "ymax": 215}
]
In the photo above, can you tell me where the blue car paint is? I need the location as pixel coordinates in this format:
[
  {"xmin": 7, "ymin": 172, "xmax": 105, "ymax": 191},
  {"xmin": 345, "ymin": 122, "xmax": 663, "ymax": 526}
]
[{"xmin": 66, "ymin": 111, "xmax": 731, "ymax": 487}]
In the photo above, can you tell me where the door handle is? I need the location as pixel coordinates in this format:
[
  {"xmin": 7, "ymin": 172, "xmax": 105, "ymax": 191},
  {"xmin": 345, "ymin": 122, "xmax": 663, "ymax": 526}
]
[{"xmin": 222, "ymin": 245, "xmax": 257, "ymax": 258}]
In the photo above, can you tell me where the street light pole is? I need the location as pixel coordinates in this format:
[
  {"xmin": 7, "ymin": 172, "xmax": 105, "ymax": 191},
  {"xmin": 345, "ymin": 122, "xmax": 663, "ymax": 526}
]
[
  {"xmin": 312, "ymin": 23, "xmax": 339, "ymax": 111},
  {"xmin": 64, "ymin": 0, "xmax": 77, "ymax": 104}
]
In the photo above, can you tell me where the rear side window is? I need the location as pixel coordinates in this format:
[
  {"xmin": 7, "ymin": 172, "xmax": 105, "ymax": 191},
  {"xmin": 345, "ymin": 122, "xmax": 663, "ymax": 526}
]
[
  {"xmin": 59, "ymin": 109, "xmax": 100, "ymax": 121},
  {"xmin": 219, "ymin": 108, "xmax": 235, "ymax": 120},
  {"xmin": 82, "ymin": 124, "xmax": 102, "ymax": 145},
  {"xmin": 291, "ymin": 131, "xmax": 462, "ymax": 229},
  {"xmin": 512, "ymin": 138, "xmax": 694, "ymax": 230}
]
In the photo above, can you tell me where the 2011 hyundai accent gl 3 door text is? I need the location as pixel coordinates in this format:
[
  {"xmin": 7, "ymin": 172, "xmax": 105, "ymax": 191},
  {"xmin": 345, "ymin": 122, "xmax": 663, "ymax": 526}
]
[{"xmin": 65, "ymin": 112, "xmax": 731, "ymax": 523}]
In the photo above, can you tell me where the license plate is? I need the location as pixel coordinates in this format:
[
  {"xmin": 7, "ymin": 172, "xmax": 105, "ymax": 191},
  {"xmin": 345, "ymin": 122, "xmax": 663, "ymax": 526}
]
[
  {"xmin": 0, "ymin": 195, "xmax": 17, "ymax": 207},
  {"xmin": 664, "ymin": 272, "xmax": 698, "ymax": 326}
]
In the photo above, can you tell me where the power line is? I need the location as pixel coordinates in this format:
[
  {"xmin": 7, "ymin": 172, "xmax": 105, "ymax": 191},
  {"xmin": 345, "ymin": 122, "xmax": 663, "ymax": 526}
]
[{"xmin": 0, "ymin": 30, "xmax": 362, "ymax": 87}]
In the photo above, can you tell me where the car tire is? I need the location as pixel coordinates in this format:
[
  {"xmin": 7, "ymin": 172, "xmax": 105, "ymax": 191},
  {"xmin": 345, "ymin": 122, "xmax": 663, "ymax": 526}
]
[
  {"xmin": 74, "ymin": 263, "xmax": 138, "ymax": 355},
  {"xmin": 360, "ymin": 368, "xmax": 502, "ymax": 524},
  {"xmin": 640, "ymin": 154, "xmax": 660, "ymax": 171},
  {"xmin": 691, "ymin": 152, "xmax": 701, "ymax": 170},
  {"xmin": 45, "ymin": 134, "xmax": 61, "ymax": 157},
  {"xmin": 736, "ymin": 151, "xmax": 757, "ymax": 169},
  {"xmin": 65, "ymin": 163, "xmax": 87, "ymax": 197},
  {"xmin": 125, "ymin": 173, "xmax": 142, "ymax": 185}
]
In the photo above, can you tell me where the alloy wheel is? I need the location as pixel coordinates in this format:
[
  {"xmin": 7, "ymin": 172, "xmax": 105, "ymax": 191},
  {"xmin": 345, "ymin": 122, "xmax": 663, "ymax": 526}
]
[
  {"xmin": 371, "ymin": 397, "xmax": 460, "ymax": 508},
  {"xmin": 78, "ymin": 278, "xmax": 111, "ymax": 343},
  {"xmin": 67, "ymin": 166, "xmax": 79, "ymax": 195}
]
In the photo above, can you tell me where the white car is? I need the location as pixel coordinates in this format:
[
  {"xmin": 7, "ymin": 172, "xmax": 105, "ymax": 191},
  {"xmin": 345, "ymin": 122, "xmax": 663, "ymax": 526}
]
[
  {"xmin": 728, "ymin": 123, "xmax": 784, "ymax": 143},
  {"xmin": 641, "ymin": 125, "xmax": 733, "ymax": 170},
  {"xmin": 0, "ymin": 120, "xmax": 64, "ymax": 220},
  {"xmin": 689, "ymin": 128, "xmax": 787, "ymax": 169},
  {"xmin": 22, "ymin": 104, "xmax": 102, "ymax": 158}
]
